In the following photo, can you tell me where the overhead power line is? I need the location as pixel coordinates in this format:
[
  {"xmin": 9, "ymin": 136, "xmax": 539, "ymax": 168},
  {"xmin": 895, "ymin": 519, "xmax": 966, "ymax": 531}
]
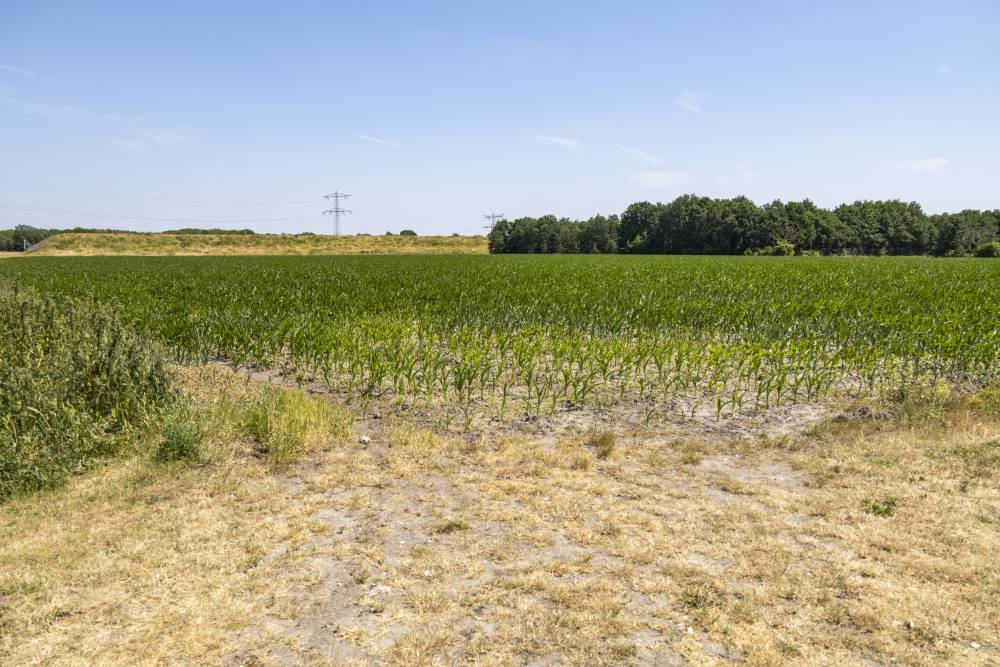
[
  {"xmin": 0, "ymin": 175, "xmax": 317, "ymax": 205},
  {"xmin": 0, "ymin": 201, "xmax": 318, "ymax": 224}
]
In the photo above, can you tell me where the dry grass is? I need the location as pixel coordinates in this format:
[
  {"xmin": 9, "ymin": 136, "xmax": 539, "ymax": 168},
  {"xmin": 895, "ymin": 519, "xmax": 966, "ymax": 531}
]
[
  {"xmin": 29, "ymin": 232, "xmax": 487, "ymax": 256},
  {"xmin": 0, "ymin": 365, "xmax": 353, "ymax": 665},
  {"xmin": 2, "ymin": 369, "xmax": 998, "ymax": 665}
]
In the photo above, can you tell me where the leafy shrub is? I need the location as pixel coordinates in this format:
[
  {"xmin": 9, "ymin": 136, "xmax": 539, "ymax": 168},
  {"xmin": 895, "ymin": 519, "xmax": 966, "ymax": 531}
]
[
  {"xmin": 156, "ymin": 407, "xmax": 206, "ymax": 462},
  {"xmin": 399, "ymin": 229, "xmax": 418, "ymax": 236},
  {"xmin": 974, "ymin": 241, "xmax": 1000, "ymax": 258},
  {"xmin": 0, "ymin": 285, "xmax": 173, "ymax": 498}
]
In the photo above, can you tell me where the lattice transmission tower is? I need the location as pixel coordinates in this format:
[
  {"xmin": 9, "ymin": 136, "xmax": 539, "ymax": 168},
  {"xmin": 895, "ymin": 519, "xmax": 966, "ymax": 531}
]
[
  {"xmin": 322, "ymin": 191, "xmax": 352, "ymax": 235},
  {"xmin": 483, "ymin": 212, "xmax": 505, "ymax": 232}
]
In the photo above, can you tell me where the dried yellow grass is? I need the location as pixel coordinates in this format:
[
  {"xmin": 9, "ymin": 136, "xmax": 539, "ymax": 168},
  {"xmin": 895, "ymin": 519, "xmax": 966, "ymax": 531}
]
[
  {"xmin": 2, "ymin": 367, "xmax": 998, "ymax": 665},
  {"xmin": 30, "ymin": 232, "xmax": 487, "ymax": 256}
]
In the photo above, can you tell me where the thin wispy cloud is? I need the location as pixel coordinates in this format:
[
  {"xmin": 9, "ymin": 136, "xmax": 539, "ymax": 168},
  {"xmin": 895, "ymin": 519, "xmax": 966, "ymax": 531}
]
[
  {"xmin": 677, "ymin": 91, "xmax": 702, "ymax": 113},
  {"xmin": 715, "ymin": 164, "xmax": 756, "ymax": 185},
  {"xmin": 355, "ymin": 133, "xmax": 403, "ymax": 149},
  {"xmin": 533, "ymin": 135, "xmax": 581, "ymax": 150},
  {"xmin": 633, "ymin": 171, "xmax": 688, "ymax": 187},
  {"xmin": 895, "ymin": 157, "xmax": 949, "ymax": 173},
  {"xmin": 139, "ymin": 132, "xmax": 189, "ymax": 145},
  {"xmin": 113, "ymin": 139, "xmax": 145, "ymax": 152},
  {"xmin": 733, "ymin": 164, "xmax": 755, "ymax": 183},
  {"xmin": 0, "ymin": 64, "xmax": 40, "ymax": 79},
  {"xmin": 92, "ymin": 114, "xmax": 190, "ymax": 148},
  {"xmin": 2, "ymin": 97, "xmax": 73, "ymax": 117},
  {"xmin": 610, "ymin": 142, "xmax": 662, "ymax": 164}
]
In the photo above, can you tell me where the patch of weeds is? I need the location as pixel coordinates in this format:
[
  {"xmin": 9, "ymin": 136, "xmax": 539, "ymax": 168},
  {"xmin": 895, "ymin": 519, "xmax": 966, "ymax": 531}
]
[
  {"xmin": 718, "ymin": 479, "xmax": 753, "ymax": 496},
  {"xmin": 974, "ymin": 505, "xmax": 1000, "ymax": 525},
  {"xmin": 357, "ymin": 597, "xmax": 385, "ymax": 614},
  {"xmin": 350, "ymin": 567, "xmax": 369, "ymax": 584},
  {"xmin": 863, "ymin": 498, "xmax": 897, "ymax": 517},
  {"xmin": 891, "ymin": 378, "xmax": 953, "ymax": 425},
  {"xmin": 679, "ymin": 449, "xmax": 702, "ymax": 465},
  {"xmin": 585, "ymin": 430, "xmax": 616, "ymax": 459},
  {"xmin": 682, "ymin": 584, "xmax": 721, "ymax": 611},
  {"xmin": 905, "ymin": 622, "xmax": 936, "ymax": 645},
  {"xmin": 430, "ymin": 518, "xmax": 469, "ymax": 534},
  {"xmin": 805, "ymin": 415, "xmax": 866, "ymax": 440},
  {"xmin": 938, "ymin": 440, "xmax": 1000, "ymax": 479},
  {"xmin": 979, "ymin": 386, "xmax": 1000, "ymax": 416},
  {"xmin": 673, "ymin": 439, "xmax": 707, "ymax": 465},
  {"xmin": 240, "ymin": 388, "xmax": 349, "ymax": 464},
  {"xmin": 776, "ymin": 641, "xmax": 801, "ymax": 656},
  {"xmin": 645, "ymin": 447, "xmax": 667, "ymax": 467},
  {"xmin": 569, "ymin": 454, "xmax": 593, "ymax": 470},
  {"xmin": 156, "ymin": 405, "xmax": 206, "ymax": 463},
  {"xmin": 610, "ymin": 643, "xmax": 637, "ymax": 659},
  {"xmin": 596, "ymin": 519, "xmax": 622, "ymax": 537}
]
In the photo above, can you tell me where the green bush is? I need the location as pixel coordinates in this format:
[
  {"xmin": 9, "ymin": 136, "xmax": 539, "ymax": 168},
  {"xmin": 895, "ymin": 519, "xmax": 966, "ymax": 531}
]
[
  {"xmin": 0, "ymin": 285, "xmax": 173, "ymax": 498},
  {"xmin": 974, "ymin": 241, "xmax": 1000, "ymax": 258},
  {"xmin": 773, "ymin": 239, "xmax": 796, "ymax": 256},
  {"xmin": 156, "ymin": 407, "xmax": 206, "ymax": 462}
]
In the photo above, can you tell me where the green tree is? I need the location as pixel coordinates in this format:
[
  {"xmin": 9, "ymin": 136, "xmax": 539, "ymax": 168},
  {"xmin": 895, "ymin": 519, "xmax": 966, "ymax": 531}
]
[{"xmin": 618, "ymin": 202, "xmax": 661, "ymax": 252}]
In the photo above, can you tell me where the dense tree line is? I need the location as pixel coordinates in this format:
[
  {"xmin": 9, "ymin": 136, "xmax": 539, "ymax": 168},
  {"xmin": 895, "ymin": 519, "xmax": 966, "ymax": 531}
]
[
  {"xmin": 162, "ymin": 228, "xmax": 255, "ymax": 235},
  {"xmin": 0, "ymin": 225, "xmax": 60, "ymax": 250},
  {"xmin": 487, "ymin": 215, "xmax": 619, "ymax": 253},
  {"xmin": 488, "ymin": 197, "xmax": 1000, "ymax": 256}
]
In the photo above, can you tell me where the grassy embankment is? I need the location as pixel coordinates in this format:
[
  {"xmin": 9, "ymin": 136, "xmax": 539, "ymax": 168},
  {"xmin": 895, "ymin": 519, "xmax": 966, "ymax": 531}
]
[{"xmin": 28, "ymin": 232, "xmax": 488, "ymax": 256}]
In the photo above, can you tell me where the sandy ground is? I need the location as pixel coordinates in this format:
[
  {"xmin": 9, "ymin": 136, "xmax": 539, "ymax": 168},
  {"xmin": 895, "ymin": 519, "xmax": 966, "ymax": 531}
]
[{"xmin": 2, "ymin": 365, "xmax": 998, "ymax": 666}]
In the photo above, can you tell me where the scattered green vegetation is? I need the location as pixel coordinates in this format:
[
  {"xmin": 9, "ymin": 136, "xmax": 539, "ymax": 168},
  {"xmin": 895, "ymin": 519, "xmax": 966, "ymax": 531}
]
[
  {"xmin": 240, "ymin": 389, "xmax": 346, "ymax": 464},
  {"xmin": 156, "ymin": 405, "xmax": 207, "ymax": 463},
  {"xmin": 586, "ymin": 431, "xmax": 616, "ymax": 459},
  {"xmin": 0, "ymin": 285, "xmax": 173, "ymax": 498},
  {"xmin": 430, "ymin": 518, "xmax": 470, "ymax": 534},
  {"xmin": 2, "ymin": 255, "xmax": 997, "ymax": 424},
  {"xmin": 863, "ymin": 498, "xmax": 898, "ymax": 517}
]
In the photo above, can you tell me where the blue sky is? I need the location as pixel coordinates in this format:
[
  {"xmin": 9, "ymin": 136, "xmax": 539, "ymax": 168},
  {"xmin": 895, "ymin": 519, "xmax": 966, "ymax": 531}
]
[{"xmin": 1, "ymin": 1, "xmax": 998, "ymax": 234}]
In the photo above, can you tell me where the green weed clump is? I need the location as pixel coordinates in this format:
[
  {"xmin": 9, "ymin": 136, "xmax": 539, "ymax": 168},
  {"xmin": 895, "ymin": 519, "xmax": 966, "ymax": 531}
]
[
  {"xmin": 240, "ymin": 388, "xmax": 348, "ymax": 464},
  {"xmin": 0, "ymin": 286, "xmax": 173, "ymax": 498},
  {"xmin": 863, "ymin": 499, "xmax": 898, "ymax": 517},
  {"xmin": 586, "ymin": 430, "xmax": 616, "ymax": 459},
  {"xmin": 156, "ymin": 406, "xmax": 207, "ymax": 463}
]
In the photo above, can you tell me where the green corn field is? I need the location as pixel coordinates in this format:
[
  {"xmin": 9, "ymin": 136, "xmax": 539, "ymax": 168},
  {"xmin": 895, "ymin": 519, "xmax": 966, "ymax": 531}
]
[{"xmin": 1, "ymin": 255, "xmax": 997, "ymax": 421}]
